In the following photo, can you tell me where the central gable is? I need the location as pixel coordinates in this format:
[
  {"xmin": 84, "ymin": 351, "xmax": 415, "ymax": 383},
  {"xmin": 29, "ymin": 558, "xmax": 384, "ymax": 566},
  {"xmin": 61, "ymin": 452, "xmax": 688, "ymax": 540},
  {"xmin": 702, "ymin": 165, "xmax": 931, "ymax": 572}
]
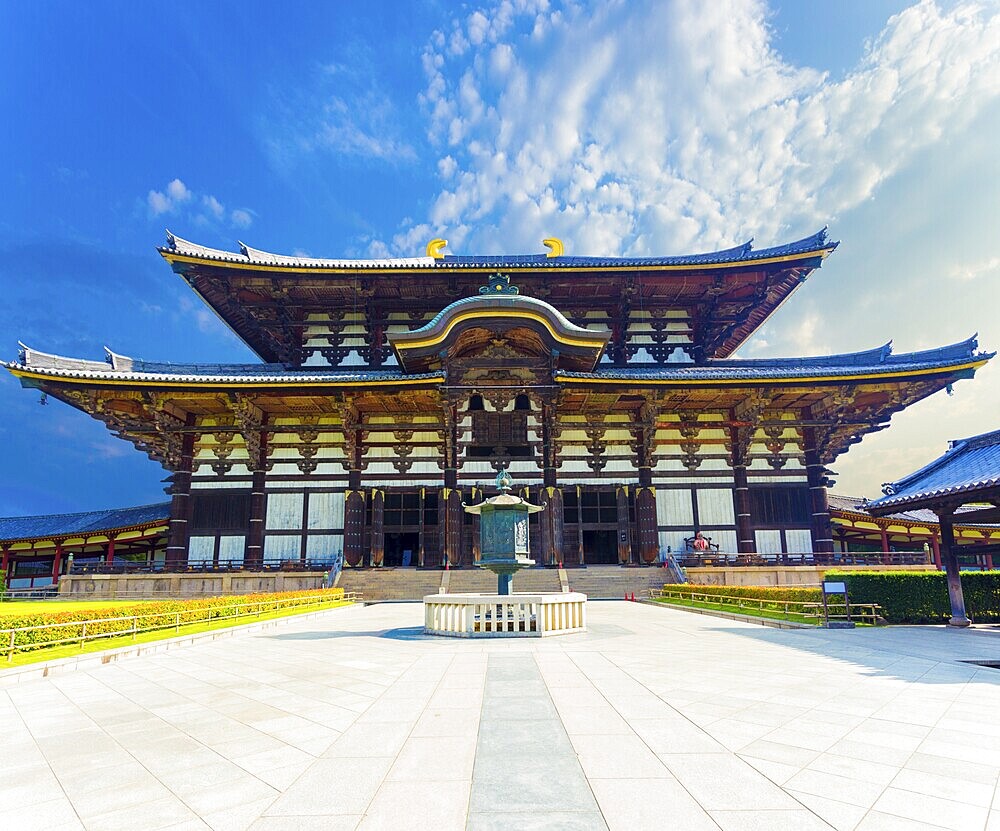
[{"xmin": 389, "ymin": 274, "xmax": 609, "ymax": 375}]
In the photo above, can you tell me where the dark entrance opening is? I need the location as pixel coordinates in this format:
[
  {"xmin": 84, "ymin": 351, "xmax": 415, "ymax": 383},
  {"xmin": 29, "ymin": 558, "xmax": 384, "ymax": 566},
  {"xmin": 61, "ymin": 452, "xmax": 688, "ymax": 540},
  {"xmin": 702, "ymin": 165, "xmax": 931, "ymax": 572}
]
[
  {"xmin": 582, "ymin": 530, "xmax": 619, "ymax": 564},
  {"xmin": 383, "ymin": 532, "xmax": 420, "ymax": 567}
]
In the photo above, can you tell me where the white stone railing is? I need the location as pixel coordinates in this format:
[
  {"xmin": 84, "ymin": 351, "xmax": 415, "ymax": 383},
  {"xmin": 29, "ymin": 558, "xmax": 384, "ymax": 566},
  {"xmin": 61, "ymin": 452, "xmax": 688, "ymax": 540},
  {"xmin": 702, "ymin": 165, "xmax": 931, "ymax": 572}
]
[{"xmin": 423, "ymin": 592, "xmax": 587, "ymax": 638}]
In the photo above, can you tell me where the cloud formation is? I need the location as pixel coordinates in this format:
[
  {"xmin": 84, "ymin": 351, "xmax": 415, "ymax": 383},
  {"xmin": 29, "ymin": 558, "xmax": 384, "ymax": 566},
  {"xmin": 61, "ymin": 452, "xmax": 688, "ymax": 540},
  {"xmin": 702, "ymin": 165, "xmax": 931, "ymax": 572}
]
[
  {"xmin": 146, "ymin": 178, "xmax": 254, "ymax": 229},
  {"xmin": 380, "ymin": 0, "xmax": 1000, "ymax": 257}
]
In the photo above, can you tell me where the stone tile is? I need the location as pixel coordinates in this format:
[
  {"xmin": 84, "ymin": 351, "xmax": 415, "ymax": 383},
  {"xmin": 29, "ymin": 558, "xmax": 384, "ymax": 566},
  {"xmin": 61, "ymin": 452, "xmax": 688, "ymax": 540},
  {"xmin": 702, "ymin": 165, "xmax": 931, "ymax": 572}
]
[
  {"xmin": 783, "ymin": 768, "xmax": 885, "ymax": 807},
  {"xmin": 85, "ymin": 796, "xmax": 201, "ymax": 831},
  {"xmin": 410, "ymin": 706, "xmax": 480, "ymax": 737},
  {"xmin": 628, "ymin": 716, "xmax": 724, "ymax": 754},
  {"xmin": 589, "ymin": 777, "xmax": 718, "ymax": 831},
  {"xmin": 322, "ymin": 719, "xmax": 413, "ymax": 757},
  {"xmin": 785, "ymin": 791, "xmax": 868, "ymax": 831},
  {"xmin": 709, "ymin": 809, "xmax": 835, "ymax": 830},
  {"xmin": 357, "ymin": 780, "xmax": 470, "ymax": 831},
  {"xmin": 660, "ymin": 752, "xmax": 802, "ymax": 811},
  {"xmin": 466, "ymin": 812, "xmax": 608, "ymax": 830},
  {"xmin": 554, "ymin": 703, "xmax": 633, "ymax": 735},
  {"xmin": 249, "ymin": 817, "xmax": 360, "ymax": 830},
  {"xmin": 854, "ymin": 811, "xmax": 952, "ymax": 830},
  {"xmin": 570, "ymin": 733, "xmax": 670, "ymax": 778},
  {"xmin": 386, "ymin": 735, "xmax": 476, "ymax": 781},
  {"xmin": 265, "ymin": 757, "xmax": 392, "ymax": 816},
  {"xmin": 890, "ymin": 766, "xmax": 996, "ymax": 807},
  {"xmin": 469, "ymin": 765, "xmax": 599, "ymax": 814},
  {"xmin": 872, "ymin": 787, "xmax": 989, "ymax": 831},
  {"xmin": 1, "ymin": 796, "xmax": 83, "ymax": 831},
  {"xmin": 740, "ymin": 738, "xmax": 821, "ymax": 768}
]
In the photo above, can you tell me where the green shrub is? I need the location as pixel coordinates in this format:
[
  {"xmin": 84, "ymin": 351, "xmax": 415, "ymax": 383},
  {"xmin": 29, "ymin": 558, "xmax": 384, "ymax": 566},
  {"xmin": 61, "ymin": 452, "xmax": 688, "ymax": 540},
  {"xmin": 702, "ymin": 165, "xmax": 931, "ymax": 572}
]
[
  {"xmin": 659, "ymin": 584, "xmax": 823, "ymax": 603},
  {"xmin": 825, "ymin": 570, "xmax": 1000, "ymax": 624},
  {"xmin": 0, "ymin": 588, "xmax": 345, "ymax": 651}
]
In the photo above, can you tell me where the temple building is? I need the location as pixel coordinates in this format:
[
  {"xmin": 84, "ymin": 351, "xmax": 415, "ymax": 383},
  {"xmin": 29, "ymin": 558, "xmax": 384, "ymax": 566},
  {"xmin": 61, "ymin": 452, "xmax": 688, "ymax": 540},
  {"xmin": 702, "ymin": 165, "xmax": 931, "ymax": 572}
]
[{"xmin": 4, "ymin": 230, "xmax": 993, "ymax": 577}]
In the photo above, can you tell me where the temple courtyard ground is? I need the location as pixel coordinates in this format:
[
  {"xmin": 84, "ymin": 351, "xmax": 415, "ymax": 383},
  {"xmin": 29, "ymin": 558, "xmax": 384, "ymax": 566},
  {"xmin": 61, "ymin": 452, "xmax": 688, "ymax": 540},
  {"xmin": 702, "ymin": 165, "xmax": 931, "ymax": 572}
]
[{"xmin": 2, "ymin": 602, "xmax": 1000, "ymax": 831}]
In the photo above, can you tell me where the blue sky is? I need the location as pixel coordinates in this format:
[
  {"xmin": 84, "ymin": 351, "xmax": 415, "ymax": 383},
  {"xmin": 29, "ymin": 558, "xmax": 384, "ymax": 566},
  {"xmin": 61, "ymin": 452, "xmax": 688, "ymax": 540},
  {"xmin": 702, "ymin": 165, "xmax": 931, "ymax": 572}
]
[{"xmin": 1, "ymin": 0, "xmax": 998, "ymax": 516}]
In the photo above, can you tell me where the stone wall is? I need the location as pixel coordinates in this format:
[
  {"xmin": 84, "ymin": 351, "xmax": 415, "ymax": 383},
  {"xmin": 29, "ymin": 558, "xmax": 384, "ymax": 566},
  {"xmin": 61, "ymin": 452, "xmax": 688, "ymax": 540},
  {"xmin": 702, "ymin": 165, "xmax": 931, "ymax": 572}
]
[
  {"xmin": 684, "ymin": 564, "xmax": 934, "ymax": 587},
  {"xmin": 58, "ymin": 572, "xmax": 326, "ymax": 599}
]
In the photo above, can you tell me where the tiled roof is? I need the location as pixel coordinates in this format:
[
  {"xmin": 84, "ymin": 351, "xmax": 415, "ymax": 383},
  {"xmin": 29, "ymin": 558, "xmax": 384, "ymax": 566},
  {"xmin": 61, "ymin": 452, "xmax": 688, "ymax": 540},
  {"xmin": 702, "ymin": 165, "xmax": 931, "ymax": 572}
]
[
  {"xmin": 868, "ymin": 429, "xmax": 1000, "ymax": 512},
  {"xmin": 160, "ymin": 229, "xmax": 837, "ymax": 271},
  {"xmin": 7, "ymin": 345, "xmax": 442, "ymax": 384},
  {"xmin": 0, "ymin": 503, "xmax": 170, "ymax": 544},
  {"xmin": 8, "ymin": 337, "xmax": 988, "ymax": 387},
  {"xmin": 558, "ymin": 337, "xmax": 989, "ymax": 382}
]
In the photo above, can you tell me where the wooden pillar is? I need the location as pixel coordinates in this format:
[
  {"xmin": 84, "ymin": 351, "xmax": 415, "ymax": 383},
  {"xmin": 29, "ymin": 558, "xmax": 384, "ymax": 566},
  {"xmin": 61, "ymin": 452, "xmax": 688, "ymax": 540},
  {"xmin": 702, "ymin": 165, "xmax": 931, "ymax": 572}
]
[
  {"xmin": 418, "ymin": 488, "xmax": 426, "ymax": 568},
  {"xmin": 244, "ymin": 468, "xmax": 267, "ymax": 569},
  {"xmin": 440, "ymin": 487, "xmax": 463, "ymax": 567},
  {"xmin": 930, "ymin": 534, "xmax": 942, "ymax": 569},
  {"xmin": 1, "ymin": 546, "xmax": 10, "ymax": 588},
  {"xmin": 370, "ymin": 489, "xmax": 385, "ymax": 567},
  {"xmin": 343, "ymin": 408, "xmax": 365, "ymax": 567},
  {"xmin": 616, "ymin": 486, "xmax": 632, "ymax": 564},
  {"xmin": 576, "ymin": 485, "xmax": 585, "ymax": 564},
  {"xmin": 343, "ymin": 490, "xmax": 365, "ymax": 567},
  {"xmin": 879, "ymin": 527, "xmax": 890, "ymax": 564},
  {"xmin": 165, "ymin": 415, "xmax": 196, "ymax": 569},
  {"xmin": 733, "ymin": 463, "xmax": 755, "ymax": 554},
  {"xmin": 104, "ymin": 536, "xmax": 116, "ymax": 566},
  {"xmin": 635, "ymin": 487, "xmax": 659, "ymax": 564},
  {"xmin": 539, "ymin": 487, "xmax": 565, "ymax": 566},
  {"xmin": 635, "ymin": 415, "xmax": 660, "ymax": 564},
  {"xmin": 802, "ymin": 428, "xmax": 834, "ymax": 554},
  {"xmin": 51, "ymin": 543, "xmax": 64, "ymax": 584},
  {"xmin": 440, "ymin": 400, "xmax": 461, "ymax": 568},
  {"xmin": 938, "ymin": 509, "xmax": 970, "ymax": 626}
]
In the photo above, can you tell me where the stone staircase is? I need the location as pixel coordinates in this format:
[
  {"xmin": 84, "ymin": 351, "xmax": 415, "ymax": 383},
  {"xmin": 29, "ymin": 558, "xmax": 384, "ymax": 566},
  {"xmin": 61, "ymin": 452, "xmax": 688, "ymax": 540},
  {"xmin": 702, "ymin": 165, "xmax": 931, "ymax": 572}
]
[
  {"xmin": 337, "ymin": 568, "xmax": 443, "ymax": 602},
  {"xmin": 564, "ymin": 565, "xmax": 672, "ymax": 600},
  {"xmin": 447, "ymin": 568, "xmax": 562, "ymax": 595},
  {"xmin": 337, "ymin": 564, "xmax": 671, "ymax": 601}
]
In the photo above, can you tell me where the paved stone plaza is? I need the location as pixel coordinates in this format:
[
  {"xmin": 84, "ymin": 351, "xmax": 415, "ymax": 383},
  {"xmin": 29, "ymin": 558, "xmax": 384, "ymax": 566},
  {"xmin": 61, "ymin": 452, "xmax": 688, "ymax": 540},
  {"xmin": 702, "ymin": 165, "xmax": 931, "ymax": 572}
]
[{"xmin": 2, "ymin": 601, "xmax": 1000, "ymax": 831}]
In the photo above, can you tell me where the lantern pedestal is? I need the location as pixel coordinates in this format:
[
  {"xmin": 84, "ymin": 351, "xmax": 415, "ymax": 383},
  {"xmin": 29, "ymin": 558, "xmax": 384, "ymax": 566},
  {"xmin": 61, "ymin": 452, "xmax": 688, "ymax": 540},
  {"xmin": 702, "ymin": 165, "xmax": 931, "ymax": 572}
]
[
  {"xmin": 423, "ymin": 592, "xmax": 587, "ymax": 638},
  {"xmin": 424, "ymin": 468, "xmax": 587, "ymax": 638}
]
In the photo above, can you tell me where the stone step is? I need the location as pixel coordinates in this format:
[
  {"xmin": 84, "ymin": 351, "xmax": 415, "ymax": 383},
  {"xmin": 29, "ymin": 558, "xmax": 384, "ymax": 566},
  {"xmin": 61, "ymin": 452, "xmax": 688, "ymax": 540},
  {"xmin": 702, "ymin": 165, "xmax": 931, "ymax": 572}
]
[{"xmin": 336, "ymin": 564, "xmax": 671, "ymax": 601}]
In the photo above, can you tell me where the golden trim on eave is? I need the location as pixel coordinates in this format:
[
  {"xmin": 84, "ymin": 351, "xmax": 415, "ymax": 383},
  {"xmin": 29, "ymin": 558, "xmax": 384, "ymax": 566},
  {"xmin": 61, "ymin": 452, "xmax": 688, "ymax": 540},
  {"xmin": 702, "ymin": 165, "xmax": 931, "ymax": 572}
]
[
  {"xmin": 553, "ymin": 359, "xmax": 989, "ymax": 386},
  {"xmin": 160, "ymin": 246, "xmax": 836, "ymax": 276},
  {"xmin": 8, "ymin": 369, "xmax": 446, "ymax": 389},
  {"xmin": 393, "ymin": 309, "xmax": 608, "ymax": 352}
]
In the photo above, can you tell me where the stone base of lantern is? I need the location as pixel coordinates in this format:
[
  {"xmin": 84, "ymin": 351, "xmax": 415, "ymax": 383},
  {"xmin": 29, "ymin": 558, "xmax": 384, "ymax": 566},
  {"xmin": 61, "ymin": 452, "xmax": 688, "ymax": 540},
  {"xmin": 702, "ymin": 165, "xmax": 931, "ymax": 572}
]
[{"xmin": 423, "ymin": 592, "xmax": 587, "ymax": 638}]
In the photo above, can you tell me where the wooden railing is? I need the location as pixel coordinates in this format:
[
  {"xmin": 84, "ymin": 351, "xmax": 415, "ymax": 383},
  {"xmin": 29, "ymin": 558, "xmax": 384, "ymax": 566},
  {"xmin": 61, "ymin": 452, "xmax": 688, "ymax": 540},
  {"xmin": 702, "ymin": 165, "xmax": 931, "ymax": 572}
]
[
  {"xmin": 1, "ymin": 591, "xmax": 359, "ymax": 662},
  {"xmin": 675, "ymin": 551, "xmax": 930, "ymax": 568},
  {"xmin": 67, "ymin": 559, "xmax": 338, "ymax": 575},
  {"xmin": 649, "ymin": 587, "xmax": 883, "ymax": 626}
]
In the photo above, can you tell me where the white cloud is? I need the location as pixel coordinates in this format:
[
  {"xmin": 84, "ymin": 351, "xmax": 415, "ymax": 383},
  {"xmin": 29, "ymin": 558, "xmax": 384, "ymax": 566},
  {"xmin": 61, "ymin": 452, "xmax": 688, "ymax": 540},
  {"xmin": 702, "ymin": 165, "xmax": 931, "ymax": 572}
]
[
  {"xmin": 379, "ymin": 0, "xmax": 1000, "ymax": 258},
  {"xmin": 166, "ymin": 178, "xmax": 191, "ymax": 203},
  {"xmin": 230, "ymin": 209, "xmax": 253, "ymax": 229},
  {"xmin": 367, "ymin": 0, "xmax": 1000, "ymax": 498},
  {"xmin": 264, "ymin": 46, "xmax": 419, "ymax": 169},
  {"xmin": 203, "ymin": 195, "xmax": 225, "ymax": 219},
  {"xmin": 147, "ymin": 189, "xmax": 172, "ymax": 216},
  {"xmin": 144, "ymin": 180, "xmax": 253, "ymax": 229}
]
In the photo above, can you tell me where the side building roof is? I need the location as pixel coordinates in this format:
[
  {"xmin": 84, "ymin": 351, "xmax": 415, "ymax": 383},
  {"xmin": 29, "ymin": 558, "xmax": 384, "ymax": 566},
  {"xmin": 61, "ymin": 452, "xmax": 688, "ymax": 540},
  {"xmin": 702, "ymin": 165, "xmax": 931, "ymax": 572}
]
[
  {"xmin": 868, "ymin": 429, "xmax": 1000, "ymax": 513},
  {"xmin": 0, "ymin": 503, "xmax": 170, "ymax": 545}
]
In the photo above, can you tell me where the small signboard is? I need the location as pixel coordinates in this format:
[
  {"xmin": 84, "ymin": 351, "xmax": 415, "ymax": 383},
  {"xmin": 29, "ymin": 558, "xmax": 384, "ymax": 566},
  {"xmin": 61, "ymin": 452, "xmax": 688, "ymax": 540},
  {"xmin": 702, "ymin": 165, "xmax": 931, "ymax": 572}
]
[{"xmin": 821, "ymin": 581, "xmax": 854, "ymax": 628}]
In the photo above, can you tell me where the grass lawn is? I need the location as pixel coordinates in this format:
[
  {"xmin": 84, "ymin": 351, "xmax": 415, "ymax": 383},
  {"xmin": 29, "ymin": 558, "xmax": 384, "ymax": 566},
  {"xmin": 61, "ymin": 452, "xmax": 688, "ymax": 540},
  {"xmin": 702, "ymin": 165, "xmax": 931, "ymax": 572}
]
[
  {"xmin": 652, "ymin": 596, "xmax": 821, "ymax": 626},
  {"xmin": 0, "ymin": 599, "xmax": 157, "ymax": 615},
  {"xmin": 1, "ymin": 599, "xmax": 354, "ymax": 668}
]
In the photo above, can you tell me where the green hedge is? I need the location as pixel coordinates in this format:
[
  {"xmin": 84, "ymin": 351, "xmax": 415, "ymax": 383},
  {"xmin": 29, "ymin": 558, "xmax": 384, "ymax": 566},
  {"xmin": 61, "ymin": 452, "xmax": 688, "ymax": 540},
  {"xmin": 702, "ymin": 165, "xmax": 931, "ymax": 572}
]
[
  {"xmin": 0, "ymin": 588, "xmax": 346, "ymax": 650},
  {"xmin": 825, "ymin": 570, "xmax": 1000, "ymax": 624},
  {"xmin": 659, "ymin": 584, "xmax": 823, "ymax": 603}
]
